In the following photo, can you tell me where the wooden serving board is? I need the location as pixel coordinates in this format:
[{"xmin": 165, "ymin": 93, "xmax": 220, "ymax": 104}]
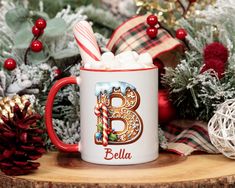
[{"xmin": 1, "ymin": 152, "xmax": 235, "ymax": 188}]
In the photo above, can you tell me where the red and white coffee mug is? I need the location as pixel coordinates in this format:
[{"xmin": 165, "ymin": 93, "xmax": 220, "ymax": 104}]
[{"xmin": 45, "ymin": 67, "xmax": 159, "ymax": 165}]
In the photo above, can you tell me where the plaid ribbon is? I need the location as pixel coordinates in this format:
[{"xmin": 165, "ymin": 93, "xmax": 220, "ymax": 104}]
[
  {"xmin": 163, "ymin": 120, "xmax": 219, "ymax": 155},
  {"xmin": 106, "ymin": 14, "xmax": 183, "ymax": 67}
]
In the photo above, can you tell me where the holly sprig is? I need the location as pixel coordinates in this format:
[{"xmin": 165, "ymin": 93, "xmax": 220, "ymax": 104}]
[
  {"xmin": 2, "ymin": 5, "xmax": 77, "ymax": 70},
  {"xmin": 4, "ymin": 17, "xmax": 47, "ymax": 71},
  {"xmin": 2, "ymin": 4, "xmax": 78, "ymax": 77},
  {"xmin": 96, "ymin": 123, "xmax": 118, "ymax": 141},
  {"xmin": 24, "ymin": 18, "xmax": 47, "ymax": 65}
]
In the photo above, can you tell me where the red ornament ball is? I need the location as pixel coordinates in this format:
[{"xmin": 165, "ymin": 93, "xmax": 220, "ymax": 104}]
[
  {"xmin": 146, "ymin": 15, "xmax": 158, "ymax": 26},
  {"xmin": 31, "ymin": 40, "xmax": 43, "ymax": 52},
  {"xmin": 35, "ymin": 18, "xmax": 47, "ymax": 30},
  {"xmin": 153, "ymin": 58, "xmax": 165, "ymax": 75},
  {"xmin": 4, "ymin": 58, "xmax": 17, "ymax": 71},
  {"xmin": 201, "ymin": 59, "xmax": 225, "ymax": 79},
  {"xmin": 158, "ymin": 90, "xmax": 176, "ymax": 124},
  {"xmin": 146, "ymin": 27, "xmax": 158, "ymax": 39},
  {"xmin": 176, "ymin": 28, "xmax": 187, "ymax": 40},
  {"xmin": 203, "ymin": 42, "xmax": 229, "ymax": 64},
  {"xmin": 154, "ymin": 59, "xmax": 165, "ymax": 87}
]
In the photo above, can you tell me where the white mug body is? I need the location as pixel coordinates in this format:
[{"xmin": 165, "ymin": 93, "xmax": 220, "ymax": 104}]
[{"xmin": 79, "ymin": 67, "xmax": 158, "ymax": 165}]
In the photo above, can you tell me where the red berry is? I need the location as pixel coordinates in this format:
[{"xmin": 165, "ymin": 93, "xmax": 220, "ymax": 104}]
[
  {"xmin": 4, "ymin": 58, "xmax": 17, "ymax": 71},
  {"xmin": 189, "ymin": 0, "xmax": 197, "ymax": 3},
  {"xmin": 146, "ymin": 15, "xmax": 158, "ymax": 26},
  {"xmin": 146, "ymin": 27, "xmax": 158, "ymax": 39},
  {"xmin": 35, "ymin": 18, "xmax": 47, "ymax": 30},
  {"xmin": 54, "ymin": 69, "xmax": 62, "ymax": 78},
  {"xmin": 32, "ymin": 26, "xmax": 41, "ymax": 36},
  {"xmin": 106, "ymin": 128, "xmax": 113, "ymax": 135},
  {"xmin": 31, "ymin": 40, "xmax": 43, "ymax": 52},
  {"xmin": 176, "ymin": 28, "xmax": 187, "ymax": 40}
]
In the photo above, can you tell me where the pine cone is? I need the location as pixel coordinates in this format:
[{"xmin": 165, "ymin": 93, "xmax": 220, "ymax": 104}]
[{"xmin": 0, "ymin": 95, "xmax": 45, "ymax": 176}]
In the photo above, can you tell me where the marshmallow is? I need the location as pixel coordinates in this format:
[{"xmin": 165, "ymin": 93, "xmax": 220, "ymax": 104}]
[
  {"xmin": 122, "ymin": 62, "xmax": 143, "ymax": 69},
  {"xmin": 109, "ymin": 60, "xmax": 122, "ymax": 69},
  {"xmin": 101, "ymin": 52, "xmax": 115, "ymax": 62},
  {"xmin": 132, "ymin": 51, "xmax": 139, "ymax": 61},
  {"xmin": 83, "ymin": 51, "xmax": 154, "ymax": 70},
  {"xmin": 84, "ymin": 63, "xmax": 92, "ymax": 69},
  {"xmin": 115, "ymin": 51, "xmax": 136, "ymax": 65},
  {"xmin": 137, "ymin": 53, "xmax": 153, "ymax": 66},
  {"xmin": 84, "ymin": 61, "xmax": 104, "ymax": 69},
  {"xmin": 101, "ymin": 52, "xmax": 116, "ymax": 69},
  {"xmin": 90, "ymin": 61, "xmax": 105, "ymax": 69},
  {"xmin": 115, "ymin": 51, "xmax": 133, "ymax": 59}
]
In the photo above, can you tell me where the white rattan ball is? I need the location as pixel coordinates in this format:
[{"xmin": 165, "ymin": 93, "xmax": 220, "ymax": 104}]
[{"xmin": 208, "ymin": 99, "xmax": 235, "ymax": 159}]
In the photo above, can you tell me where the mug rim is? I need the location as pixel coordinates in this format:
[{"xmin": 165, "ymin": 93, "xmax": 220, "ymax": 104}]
[{"xmin": 80, "ymin": 66, "xmax": 158, "ymax": 72}]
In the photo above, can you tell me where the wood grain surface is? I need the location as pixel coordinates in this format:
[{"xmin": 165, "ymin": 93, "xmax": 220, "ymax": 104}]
[{"xmin": 1, "ymin": 152, "xmax": 235, "ymax": 188}]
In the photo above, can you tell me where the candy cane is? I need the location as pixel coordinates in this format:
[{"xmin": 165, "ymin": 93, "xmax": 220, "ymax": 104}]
[
  {"xmin": 73, "ymin": 21, "xmax": 101, "ymax": 65},
  {"xmin": 94, "ymin": 103, "xmax": 109, "ymax": 146}
]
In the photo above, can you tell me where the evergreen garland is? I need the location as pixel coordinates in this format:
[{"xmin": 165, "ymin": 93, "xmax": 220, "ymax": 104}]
[{"xmin": 163, "ymin": 1, "xmax": 235, "ymax": 121}]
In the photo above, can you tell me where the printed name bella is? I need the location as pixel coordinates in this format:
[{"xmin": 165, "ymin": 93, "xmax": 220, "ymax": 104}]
[{"xmin": 104, "ymin": 148, "xmax": 132, "ymax": 160}]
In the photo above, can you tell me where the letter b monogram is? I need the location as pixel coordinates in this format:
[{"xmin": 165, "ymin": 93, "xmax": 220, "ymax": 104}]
[{"xmin": 94, "ymin": 81, "xmax": 143, "ymax": 145}]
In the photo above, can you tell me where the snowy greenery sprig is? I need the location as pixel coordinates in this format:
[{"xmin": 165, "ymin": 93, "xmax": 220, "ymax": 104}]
[
  {"xmin": 163, "ymin": 0, "xmax": 235, "ymax": 121},
  {"xmin": 0, "ymin": 0, "xmax": 117, "ymax": 149}
]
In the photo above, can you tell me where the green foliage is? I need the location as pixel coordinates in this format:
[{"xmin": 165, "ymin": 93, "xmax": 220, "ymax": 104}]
[
  {"xmin": 51, "ymin": 48, "xmax": 79, "ymax": 60},
  {"xmin": 27, "ymin": 0, "xmax": 100, "ymax": 18},
  {"xmin": 31, "ymin": 11, "xmax": 49, "ymax": 21},
  {"xmin": 97, "ymin": 123, "xmax": 103, "ymax": 131},
  {"xmin": 108, "ymin": 133, "xmax": 118, "ymax": 141},
  {"xmin": 5, "ymin": 6, "xmax": 30, "ymax": 31},
  {"xmin": 163, "ymin": 52, "xmax": 205, "ymax": 119},
  {"xmin": 163, "ymin": 50, "xmax": 235, "ymax": 121},
  {"xmin": 44, "ymin": 18, "xmax": 67, "ymax": 38},
  {"xmin": 81, "ymin": 5, "xmax": 121, "ymax": 37},
  {"xmin": 2, "ymin": 1, "xmax": 113, "ymax": 66},
  {"xmin": 0, "ymin": 0, "xmax": 115, "ymax": 149},
  {"xmin": 0, "ymin": 31, "xmax": 14, "ymax": 57},
  {"xmin": 163, "ymin": 2, "xmax": 235, "ymax": 121},
  {"xmin": 2, "ymin": 4, "xmax": 82, "ymax": 64},
  {"xmin": 27, "ymin": 51, "xmax": 50, "ymax": 64},
  {"xmin": 14, "ymin": 24, "xmax": 33, "ymax": 49},
  {"xmin": 49, "ymin": 84, "xmax": 80, "ymax": 123}
]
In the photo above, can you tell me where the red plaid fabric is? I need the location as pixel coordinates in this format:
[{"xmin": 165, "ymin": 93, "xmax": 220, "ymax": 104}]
[
  {"xmin": 106, "ymin": 14, "xmax": 183, "ymax": 67},
  {"xmin": 163, "ymin": 120, "xmax": 219, "ymax": 155}
]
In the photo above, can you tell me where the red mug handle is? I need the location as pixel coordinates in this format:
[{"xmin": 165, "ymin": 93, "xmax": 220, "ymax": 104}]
[{"xmin": 45, "ymin": 76, "xmax": 79, "ymax": 152}]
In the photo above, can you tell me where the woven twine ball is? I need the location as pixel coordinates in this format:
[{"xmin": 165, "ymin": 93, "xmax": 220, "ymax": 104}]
[{"xmin": 208, "ymin": 99, "xmax": 235, "ymax": 159}]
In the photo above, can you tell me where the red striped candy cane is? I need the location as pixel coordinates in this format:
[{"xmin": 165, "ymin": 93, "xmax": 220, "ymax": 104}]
[
  {"xmin": 94, "ymin": 103, "xmax": 109, "ymax": 146},
  {"xmin": 73, "ymin": 21, "xmax": 101, "ymax": 65}
]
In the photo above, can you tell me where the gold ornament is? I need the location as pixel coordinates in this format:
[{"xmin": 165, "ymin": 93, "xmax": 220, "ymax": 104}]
[
  {"xmin": 135, "ymin": 0, "xmax": 216, "ymax": 27},
  {"xmin": 0, "ymin": 95, "xmax": 32, "ymax": 122}
]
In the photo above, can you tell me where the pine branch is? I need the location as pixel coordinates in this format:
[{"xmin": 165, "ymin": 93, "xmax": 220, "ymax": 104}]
[{"xmin": 163, "ymin": 2, "xmax": 235, "ymax": 121}]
